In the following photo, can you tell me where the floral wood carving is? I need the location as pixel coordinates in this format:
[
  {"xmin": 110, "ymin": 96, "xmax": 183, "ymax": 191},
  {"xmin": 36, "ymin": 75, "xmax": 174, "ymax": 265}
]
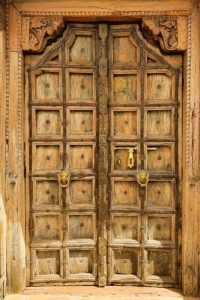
[
  {"xmin": 142, "ymin": 17, "xmax": 178, "ymax": 52},
  {"xmin": 22, "ymin": 16, "xmax": 64, "ymax": 52}
]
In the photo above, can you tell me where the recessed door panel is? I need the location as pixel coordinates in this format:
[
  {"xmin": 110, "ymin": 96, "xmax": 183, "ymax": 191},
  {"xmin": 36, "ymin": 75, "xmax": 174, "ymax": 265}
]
[
  {"xmin": 145, "ymin": 180, "xmax": 175, "ymax": 210},
  {"xmin": 33, "ymin": 249, "xmax": 62, "ymax": 278},
  {"xmin": 109, "ymin": 248, "xmax": 141, "ymax": 283},
  {"xmin": 34, "ymin": 214, "xmax": 61, "ymax": 242},
  {"xmin": 70, "ymin": 178, "xmax": 95, "ymax": 207},
  {"xmin": 111, "ymin": 109, "xmax": 139, "ymax": 138},
  {"xmin": 111, "ymin": 179, "xmax": 139, "ymax": 209},
  {"xmin": 112, "ymin": 72, "xmax": 139, "ymax": 102},
  {"xmin": 67, "ymin": 70, "xmax": 95, "ymax": 102},
  {"xmin": 145, "ymin": 71, "xmax": 175, "ymax": 102},
  {"xmin": 145, "ymin": 144, "xmax": 174, "ymax": 173},
  {"xmin": 111, "ymin": 214, "xmax": 140, "ymax": 244},
  {"xmin": 145, "ymin": 250, "xmax": 175, "ymax": 283},
  {"xmin": 33, "ymin": 178, "xmax": 60, "ymax": 208},
  {"xmin": 33, "ymin": 107, "xmax": 63, "ymax": 138},
  {"xmin": 68, "ymin": 214, "xmax": 95, "ymax": 242},
  {"xmin": 145, "ymin": 108, "xmax": 175, "ymax": 138},
  {"xmin": 67, "ymin": 108, "xmax": 96, "ymax": 138},
  {"xmin": 32, "ymin": 69, "xmax": 62, "ymax": 102}
]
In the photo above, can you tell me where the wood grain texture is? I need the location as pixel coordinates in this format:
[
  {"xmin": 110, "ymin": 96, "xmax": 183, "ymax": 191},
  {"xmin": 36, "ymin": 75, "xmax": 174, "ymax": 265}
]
[
  {"xmin": 145, "ymin": 108, "xmax": 174, "ymax": 138},
  {"xmin": 113, "ymin": 74, "xmax": 138, "ymax": 102},
  {"xmin": 34, "ymin": 250, "xmax": 60, "ymax": 277},
  {"xmin": 0, "ymin": 29, "xmax": 6, "ymax": 298},
  {"xmin": 34, "ymin": 71, "xmax": 61, "ymax": 102},
  {"xmin": 7, "ymin": 48, "xmax": 26, "ymax": 292},
  {"xmin": 182, "ymin": 7, "xmax": 200, "ymax": 296},
  {"xmin": 34, "ymin": 179, "xmax": 60, "ymax": 207},
  {"xmin": 146, "ymin": 180, "xmax": 174, "ymax": 209},
  {"xmin": 13, "ymin": 1, "xmax": 195, "ymax": 15},
  {"xmin": 145, "ymin": 250, "xmax": 175, "ymax": 281},
  {"xmin": 146, "ymin": 72, "xmax": 174, "ymax": 101}
]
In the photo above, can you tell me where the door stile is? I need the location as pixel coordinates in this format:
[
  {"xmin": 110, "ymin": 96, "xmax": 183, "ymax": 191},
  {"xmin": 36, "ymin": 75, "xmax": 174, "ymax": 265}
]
[
  {"xmin": 98, "ymin": 24, "xmax": 108, "ymax": 287},
  {"xmin": 28, "ymin": 67, "xmax": 34, "ymax": 282},
  {"xmin": 61, "ymin": 40, "xmax": 67, "ymax": 279},
  {"xmin": 174, "ymin": 69, "xmax": 180, "ymax": 285},
  {"xmin": 139, "ymin": 45, "xmax": 145, "ymax": 285}
]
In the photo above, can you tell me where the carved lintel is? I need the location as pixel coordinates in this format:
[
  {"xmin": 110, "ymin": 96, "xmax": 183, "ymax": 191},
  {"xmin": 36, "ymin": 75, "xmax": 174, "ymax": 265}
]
[
  {"xmin": 22, "ymin": 16, "xmax": 64, "ymax": 52},
  {"xmin": 142, "ymin": 16, "xmax": 178, "ymax": 52}
]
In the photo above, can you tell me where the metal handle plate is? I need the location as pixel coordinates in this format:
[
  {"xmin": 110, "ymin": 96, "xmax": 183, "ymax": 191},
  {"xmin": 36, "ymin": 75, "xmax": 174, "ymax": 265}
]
[
  {"xmin": 58, "ymin": 171, "xmax": 70, "ymax": 187},
  {"xmin": 114, "ymin": 146, "xmax": 137, "ymax": 169}
]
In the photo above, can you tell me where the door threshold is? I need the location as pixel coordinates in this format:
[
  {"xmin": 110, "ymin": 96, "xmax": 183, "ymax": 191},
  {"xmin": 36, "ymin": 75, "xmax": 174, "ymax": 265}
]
[
  {"xmin": 22, "ymin": 286, "xmax": 184, "ymax": 297},
  {"xmin": 6, "ymin": 287, "xmax": 200, "ymax": 300}
]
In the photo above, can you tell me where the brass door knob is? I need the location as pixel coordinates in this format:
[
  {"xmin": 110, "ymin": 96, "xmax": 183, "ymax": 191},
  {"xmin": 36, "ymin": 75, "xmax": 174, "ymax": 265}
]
[
  {"xmin": 136, "ymin": 170, "xmax": 149, "ymax": 187},
  {"xmin": 58, "ymin": 171, "xmax": 70, "ymax": 187}
]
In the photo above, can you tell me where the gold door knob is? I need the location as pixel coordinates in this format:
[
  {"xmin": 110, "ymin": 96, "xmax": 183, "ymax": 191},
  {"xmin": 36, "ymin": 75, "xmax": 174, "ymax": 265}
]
[
  {"xmin": 136, "ymin": 170, "xmax": 149, "ymax": 187},
  {"xmin": 58, "ymin": 171, "xmax": 70, "ymax": 187}
]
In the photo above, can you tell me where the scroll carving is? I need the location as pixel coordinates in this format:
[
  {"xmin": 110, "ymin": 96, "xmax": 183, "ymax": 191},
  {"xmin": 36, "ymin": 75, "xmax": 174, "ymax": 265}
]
[
  {"xmin": 22, "ymin": 16, "xmax": 64, "ymax": 52},
  {"xmin": 142, "ymin": 17, "xmax": 178, "ymax": 52}
]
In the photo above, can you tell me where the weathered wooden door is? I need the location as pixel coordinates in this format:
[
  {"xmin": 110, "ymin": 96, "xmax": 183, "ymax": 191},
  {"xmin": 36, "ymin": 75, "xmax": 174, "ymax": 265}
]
[{"xmin": 25, "ymin": 23, "xmax": 182, "ymax": 287}]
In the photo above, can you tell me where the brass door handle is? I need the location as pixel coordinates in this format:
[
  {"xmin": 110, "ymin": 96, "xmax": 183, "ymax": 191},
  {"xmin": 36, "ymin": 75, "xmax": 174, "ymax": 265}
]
[
  {"xmin": 136, "ymin": 170, "xmax": 149, "ymax": 187},
  {"xmin": 114, "ymin": 146, "xmax": 137, "ymax": 169},
  {"xmin": 128, "ymin": 149, "xmax": 134, "ymax": 168},
  {"xmin": 58, "ymin": 171, "xmax": 70, "ymax": 187}
]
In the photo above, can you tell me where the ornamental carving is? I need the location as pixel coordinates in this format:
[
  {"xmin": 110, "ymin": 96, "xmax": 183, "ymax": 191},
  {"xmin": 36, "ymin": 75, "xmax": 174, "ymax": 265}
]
[
  {"xmin": 0, "ymin": 0, "xmax": 5, "ymax": 30},
  {"xmin": 142, "ymin": 17, "xmax": 178, "ymax": 52},
  {"xmin": 22, "ymin": 16, "xmax": 64, "ymax": 52},
  {"xmin": 0, "ymin": 0, "xmax": 5, "ymax": 11}
]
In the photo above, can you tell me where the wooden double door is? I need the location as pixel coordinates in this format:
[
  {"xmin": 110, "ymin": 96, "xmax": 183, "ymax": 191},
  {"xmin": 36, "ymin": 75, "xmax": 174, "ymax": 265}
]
[{"xmin": 25, "ymin": 23, "xmax": 182, "ymax": 287}]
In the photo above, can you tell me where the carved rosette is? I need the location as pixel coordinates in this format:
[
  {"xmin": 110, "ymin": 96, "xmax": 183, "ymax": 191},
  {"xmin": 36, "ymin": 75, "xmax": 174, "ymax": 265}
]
[
  {"xmin": 142, "ymin": 16, "xmax": 178, "ymax": 52},
  {"xmin": 22, "ymin": 16, "xmax": 64, "ymax": 52}
]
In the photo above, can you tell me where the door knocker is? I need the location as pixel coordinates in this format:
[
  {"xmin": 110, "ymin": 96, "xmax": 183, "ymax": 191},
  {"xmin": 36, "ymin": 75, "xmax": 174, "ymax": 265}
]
[
  {"xmin": 136, "ymin": 170, "xmax": 149, "ymax": 187},
  {"xmin": 58, "ymin": 171, "xmax": 70, "ymax": 188}
]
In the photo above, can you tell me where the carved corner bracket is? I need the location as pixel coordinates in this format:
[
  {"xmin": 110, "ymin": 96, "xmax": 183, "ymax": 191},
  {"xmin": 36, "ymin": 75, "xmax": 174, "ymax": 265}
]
[
  {"xmin": 22, "ymin": 16, "xmax": 64, "ymax": 52},
  {"xmin": 142, "ymin": 16, "xmax": 178, "ymax": 52}
]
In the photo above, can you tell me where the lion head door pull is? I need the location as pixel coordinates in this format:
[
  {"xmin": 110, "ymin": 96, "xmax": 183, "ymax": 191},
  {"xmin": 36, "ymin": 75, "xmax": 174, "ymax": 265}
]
[
  {"xmin": 58, "ymin": 171, "xmax": 70, "ymax": 187},
  {"xmin": 136, "ymin": 170, "xmax": 149, "ymax": 187}
]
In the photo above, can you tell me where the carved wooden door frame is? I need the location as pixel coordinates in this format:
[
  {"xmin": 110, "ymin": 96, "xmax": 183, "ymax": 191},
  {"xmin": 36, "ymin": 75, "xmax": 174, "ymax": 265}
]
[{"xmin": 2, "ymin": 1, "xmax": 200, "ymax": 296}]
